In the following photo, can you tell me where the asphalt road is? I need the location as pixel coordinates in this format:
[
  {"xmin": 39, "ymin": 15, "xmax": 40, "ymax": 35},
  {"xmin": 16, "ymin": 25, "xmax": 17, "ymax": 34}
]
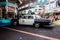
[{"xmin": 0, "ymin": 25, "xmax": 60, "ymax": 40}]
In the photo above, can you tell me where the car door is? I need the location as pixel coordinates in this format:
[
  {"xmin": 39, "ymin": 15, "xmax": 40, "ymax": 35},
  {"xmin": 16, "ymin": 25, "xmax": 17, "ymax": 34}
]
[
  {"xmin": 26, "ymin": 16, "xmax": 34, "ymax": 25},
  {"xmin": 19, "ymin": 16, "xmax": 28, "ymax": 25},
  {"xmin": 19, "ymin": 15, "xmax": 34, "ymax": 25}
]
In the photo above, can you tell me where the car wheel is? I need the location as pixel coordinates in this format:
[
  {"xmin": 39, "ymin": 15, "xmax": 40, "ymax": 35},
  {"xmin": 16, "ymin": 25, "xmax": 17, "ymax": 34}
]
[
  {"xmin": 34, "ymin": 23, "xmax": 40, "ymax": 28},
  {"xmin": 17, "ymin": 20, "xmax": 19, "ymax": 26}
]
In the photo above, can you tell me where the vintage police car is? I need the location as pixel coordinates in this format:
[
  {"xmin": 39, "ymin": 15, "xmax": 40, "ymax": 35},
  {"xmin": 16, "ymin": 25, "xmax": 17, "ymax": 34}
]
[{"xmin": 18, "ymin": 15, "xmax": 52, "ymax": 28}]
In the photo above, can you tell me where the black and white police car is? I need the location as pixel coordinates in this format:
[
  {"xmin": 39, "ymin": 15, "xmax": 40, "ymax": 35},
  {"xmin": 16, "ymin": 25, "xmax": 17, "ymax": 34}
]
[{"xmin": 18, "ymin": 15, "xmax": 53, "ymax": 28}]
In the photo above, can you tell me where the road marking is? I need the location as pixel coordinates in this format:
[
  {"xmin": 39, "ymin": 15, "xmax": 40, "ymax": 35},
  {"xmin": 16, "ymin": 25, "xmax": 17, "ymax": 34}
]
[{"xmin": 2, "ymin": 27, "xmax": 60, "ymax": 40}]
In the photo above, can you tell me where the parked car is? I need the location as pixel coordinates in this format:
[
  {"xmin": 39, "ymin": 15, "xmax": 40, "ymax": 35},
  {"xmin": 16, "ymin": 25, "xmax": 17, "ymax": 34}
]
[{"xmin": 18, "ymin": 15, "xmax": 52, "ymax": 28}]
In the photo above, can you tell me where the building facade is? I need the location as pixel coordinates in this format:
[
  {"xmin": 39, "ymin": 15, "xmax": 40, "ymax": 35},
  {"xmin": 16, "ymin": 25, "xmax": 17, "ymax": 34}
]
[{"xmin": 0, "ymin": 0, "xmax": 18, "ymax": 19}]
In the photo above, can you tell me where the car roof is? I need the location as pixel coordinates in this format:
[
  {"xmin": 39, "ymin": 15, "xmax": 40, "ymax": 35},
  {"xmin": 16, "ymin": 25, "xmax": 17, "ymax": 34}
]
[
  {"xmin": 23, "ymin": 15, "xmax": 41, "ymax": 17},
  {"xmin": 23, "ymin": 15, "xmax": 41, "ymax": 18},
  {"xmin": 23, "ymin": 15, "xmax": 35, "ymax": 16}
]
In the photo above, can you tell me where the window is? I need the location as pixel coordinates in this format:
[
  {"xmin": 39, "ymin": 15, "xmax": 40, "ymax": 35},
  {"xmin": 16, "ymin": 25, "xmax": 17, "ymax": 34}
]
[
  {"xmin": 35, "ymin": 15, "xmax": 41, "ymax": 19},
  {"xmin": 22, "ymin": 16, "xmax": 27, "ymax": 19},
  {"xmin": 58, "ymin": 0, "xmax": 60, "ymax": 6},
  {"xmin": 28, "ymin": 16, "xmax": 33, "ymax": 19}
]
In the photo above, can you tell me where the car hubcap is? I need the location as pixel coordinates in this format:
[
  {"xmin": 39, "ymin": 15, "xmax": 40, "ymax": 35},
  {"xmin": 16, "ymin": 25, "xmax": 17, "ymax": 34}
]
[{"xmin": 35, "ymin": 23, "xmax": 39, "ymax": 28}]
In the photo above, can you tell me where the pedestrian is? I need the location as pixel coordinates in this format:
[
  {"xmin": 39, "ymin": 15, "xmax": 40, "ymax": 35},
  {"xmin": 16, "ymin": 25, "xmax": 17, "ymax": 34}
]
[{"xmin": 55, "ymin": 15, "xmax": 58, "ymax": 21}]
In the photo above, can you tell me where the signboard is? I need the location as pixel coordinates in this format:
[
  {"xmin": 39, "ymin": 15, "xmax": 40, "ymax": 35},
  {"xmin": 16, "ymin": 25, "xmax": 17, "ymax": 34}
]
[
  {"xmin": 45, "ymin": 1, "xmax": 56, "ymax": 13},
  {"xmin": 37, "ymin": 0, "xmax": 48, "ymax": 5},
  {"xmin": 53, "ymin": 8, "xmax": 60, "ymax": 12},
  {"xmin": 7, "ymin": 7, "xmax": 15, "ymax": 12},
  {"xmin": 0, "ymin": 2, "xmax": 18, "ymax": 8}
]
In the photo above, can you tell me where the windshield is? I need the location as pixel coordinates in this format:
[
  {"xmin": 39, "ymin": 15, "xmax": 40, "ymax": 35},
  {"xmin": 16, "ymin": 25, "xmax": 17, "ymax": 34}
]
[{"xmin": 35, "ymin": 15, "xmax": 41, "ymax": 19}]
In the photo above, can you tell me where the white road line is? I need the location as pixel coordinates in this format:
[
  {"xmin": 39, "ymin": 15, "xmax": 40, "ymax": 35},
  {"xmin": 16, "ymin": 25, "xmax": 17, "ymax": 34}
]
[{"xmin": 2, "ymin": 27, "xmax": 60, "ymax": 40}]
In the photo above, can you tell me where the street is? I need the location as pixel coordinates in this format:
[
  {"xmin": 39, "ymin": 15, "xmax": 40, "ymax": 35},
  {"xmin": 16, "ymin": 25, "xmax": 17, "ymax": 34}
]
[
  {"xmin": 0, "ymin": 25, "xmax": 60, "ymax": 40},
  {"xmin": 0, "ymin": 0, "xmax": 60, "ymax": 40}
]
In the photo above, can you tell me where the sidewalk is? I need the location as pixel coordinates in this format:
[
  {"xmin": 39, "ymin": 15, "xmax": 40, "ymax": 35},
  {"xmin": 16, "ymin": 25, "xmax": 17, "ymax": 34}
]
[{"xmin": 53, "ymin": 20, "xmax": 60, "ymax": 26}]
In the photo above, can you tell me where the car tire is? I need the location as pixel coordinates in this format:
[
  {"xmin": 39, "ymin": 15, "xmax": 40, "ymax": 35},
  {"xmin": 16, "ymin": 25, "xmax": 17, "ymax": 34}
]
[{"xmin": 34, "ymin": 23, "xmax": 40, "ymax": 28}]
